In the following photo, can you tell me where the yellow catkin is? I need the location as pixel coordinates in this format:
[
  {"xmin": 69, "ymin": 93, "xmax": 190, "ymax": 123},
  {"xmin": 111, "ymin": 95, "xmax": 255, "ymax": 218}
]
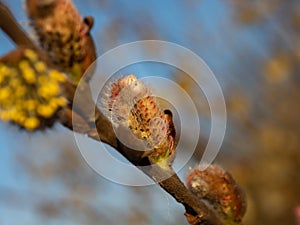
[
  {"xmin": 49, "ymin": 70, "xmax": 67, "ymax": 82},
  {"xmin": 0, "ymin": 111, "xmax": 10, "ymax": 121},
  {"xmin": 22, "ymin": 67, "xmax": 36, "ymax": 84},
  {"xmin": 46, "ymin": 83, "xmax": 59, "ymax": 96},
  {"xmin": 15, "ymin": 86, "xmax": 27, "ymax": 97},
  {"xmin": 9, "ymin": 78, "xmax": 21, "ymax": 87},
  {"xmin": 0, "ymin": 87, "xmax": 11, "ymax": 101},
  {"xmin": 0, "ymin": 75, "xmax": 4, "ymax": 84},
  {"xmin": 12, "ymin": 114, "xmax": 26, "ymax": 124},
  {"xmin": 38, "ymin": 75, "xmax": 49, "ymax": 85},
  {"xmin": 34, "ymin": 61, "xmax": 47, "ymax": 73},
  {"xmin": 0, "ymin": 67, "xmax": 7, "ymax": 83},
  {"xmin": 0, "ymin": 48, "xmax": 67, "ymax": 131},
  {"xmin": 24, "ymin": 117, "xmax": 40, "ymax": 130},
  {"xmin": 37, "ymin": 83, "xmax": 59, "ymax": 98},
  {"xmin": 53, "ymin": 97, "xmax": 67, "ymax": 107},
  {"xmin": 19, "ymin": 60, "xmax": 30, "ymax": 70},
  {"xmin": 23, "ymin": 99, "xmax": 37, "ymax": 111},
  {"xmin": 24, "ymin": 49, "xmax": 38, "ymax": 62},
  {"xmin": 0, "ymin": 64, "xmax": 10, "ymax": 77},
  {"xmin": 37, "ymin": 104, "xmax": 55, "ymax": 118},
  {"xmin": 7, "ymin": 108, "xmax": 19, "ymax": 121}
]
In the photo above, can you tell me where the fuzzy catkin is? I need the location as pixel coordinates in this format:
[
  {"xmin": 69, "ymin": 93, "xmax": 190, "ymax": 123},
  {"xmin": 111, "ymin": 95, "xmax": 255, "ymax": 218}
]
[
  {"xmin": 186, "ymin": 165, "xmax": 246, "ymax": 225},
  {"xmin": 101, "ymin": 75, "xmax": 176, "ymax": 168}
]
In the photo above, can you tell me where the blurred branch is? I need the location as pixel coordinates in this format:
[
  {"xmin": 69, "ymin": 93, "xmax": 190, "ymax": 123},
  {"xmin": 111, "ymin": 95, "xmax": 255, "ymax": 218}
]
[
  {"xmin": 0, "ymin": 2, "xmax": 226, "ymax": 225},
  {"xmin": 0, "ymin": 1, "xmax": 36, "ymax": 48}
]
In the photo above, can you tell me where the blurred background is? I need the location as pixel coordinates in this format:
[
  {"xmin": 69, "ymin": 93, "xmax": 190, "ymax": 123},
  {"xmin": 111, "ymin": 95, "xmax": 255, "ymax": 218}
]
[{"xmin": 0, "ymin": 0, "xmax": 300, "ymax": 224}]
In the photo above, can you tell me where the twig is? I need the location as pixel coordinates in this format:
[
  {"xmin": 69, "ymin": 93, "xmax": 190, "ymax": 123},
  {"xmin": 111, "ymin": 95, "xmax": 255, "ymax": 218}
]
[{"xmin": 0, "ymin": 1, "xmax": 36, "ymax": 48}]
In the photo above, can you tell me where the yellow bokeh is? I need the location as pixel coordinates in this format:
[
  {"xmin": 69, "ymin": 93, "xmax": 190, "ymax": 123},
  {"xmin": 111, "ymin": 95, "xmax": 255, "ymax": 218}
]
[
  {"xmin": 38, "ymin": 75, "xmax": 49, "ymax": 85},
  {"xmin": 37, "ymin": 83, "xmax": 59, "ymax": 98},
  {"xmin": 51, "ymin": 97, "xmax": 67, "ymax": 107},
  {"xmin": 0, "ymin": 87, "xmax": 11, "ymax": 101},
  {"xmin": 37, "ymin": 104, "xmax": 56, "ymax": 118},
  {"xmin": 22, "ymin": 67, "xmax": 36, "ymax": 84},
  {"xmin": 49, "ymin": 70, "xmax": 67, "ymax": 82},
  {"xmin": 24, "ymin": 117, "xmax": 40, "ymax": 130},
  {"xmin": 34, "ymin": 61, "xmax": 47, "ymax": 73},
  {"xmin": 23, "ymin": 99, "xmax": 37, "ymax": 111},
  {"xmin": 15, "ymin": 85, "xmax": 27, "ymax": 97},
  {"xmin": 0, "ymin": 64, "xmax": 10, "ymax": 77},
  {"xmin": 24, "ymin": 49, "xmax": 38, "ymax": 62},
  {"xmin": 9, "ymin": 78, "xmax": 21, "ymax": 87}
]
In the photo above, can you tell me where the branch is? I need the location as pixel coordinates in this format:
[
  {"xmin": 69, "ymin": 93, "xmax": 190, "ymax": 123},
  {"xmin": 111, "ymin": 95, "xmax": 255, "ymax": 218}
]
[{"xmin": 0, "ymin": 1, "xmax": 36, "ymax": 48}]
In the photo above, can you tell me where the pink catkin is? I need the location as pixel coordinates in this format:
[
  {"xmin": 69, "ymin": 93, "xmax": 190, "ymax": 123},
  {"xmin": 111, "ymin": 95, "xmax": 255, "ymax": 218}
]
[{"xmin": 101, "ymin": 75, "xmax": 175, "ymax": 162}]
